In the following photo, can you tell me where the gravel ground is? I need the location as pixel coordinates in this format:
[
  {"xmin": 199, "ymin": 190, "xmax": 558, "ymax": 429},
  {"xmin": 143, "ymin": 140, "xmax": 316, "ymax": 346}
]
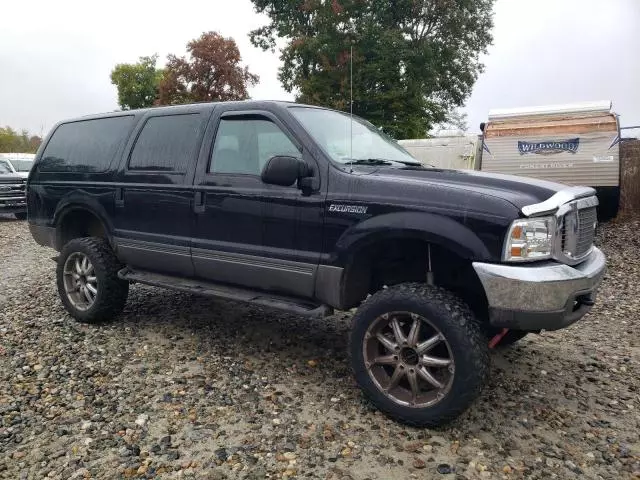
[{"xmin": 1, "ymin": 214, "xmax": 639, "ymax": 480}]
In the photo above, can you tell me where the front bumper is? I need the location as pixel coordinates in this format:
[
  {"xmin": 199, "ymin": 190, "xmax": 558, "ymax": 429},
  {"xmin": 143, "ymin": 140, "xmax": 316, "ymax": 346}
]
[
  {"xmin": 0, "ymin": 198, "xmax": 27, "ymax": 214},
  {"xmin": 472, "ymin": 247, "xmax": 606, "ymax": 331}
]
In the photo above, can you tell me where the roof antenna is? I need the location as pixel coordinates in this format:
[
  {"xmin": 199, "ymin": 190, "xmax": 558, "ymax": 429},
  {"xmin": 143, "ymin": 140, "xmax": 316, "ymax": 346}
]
[{"xmin": 349, "ymin": 41, "xmax": 354, "ymax": 173}]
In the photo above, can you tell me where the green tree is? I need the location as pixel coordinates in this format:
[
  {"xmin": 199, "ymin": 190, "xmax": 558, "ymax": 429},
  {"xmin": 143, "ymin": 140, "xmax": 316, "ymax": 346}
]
[
  {"xmin": 249, "ymin": 0, "xmax": 494, "ymax": 139},
  {"xmin": 432, "ymin": 109, "xmax": 469, "ymax": 135},
  {"xmin": 110, "ymin": 55, "xmax": 163, "ymax": 110},
  {"xmin": 157, "ymin": 32, "xmax": 259, "ymax": 105},
  {"xmin": 0, "ymin": 127, "xmax": 42, "ymax": 153}
]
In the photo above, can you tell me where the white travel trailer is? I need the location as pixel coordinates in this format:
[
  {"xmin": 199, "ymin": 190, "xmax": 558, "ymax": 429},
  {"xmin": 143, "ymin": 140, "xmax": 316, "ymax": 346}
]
[
  {"xmin": 398, "ymin": 132, "xmax": 481, "ymax": 170},
  {"xmin": 479, "ymin": 101, "xmax": 620, "ymax": 219}
]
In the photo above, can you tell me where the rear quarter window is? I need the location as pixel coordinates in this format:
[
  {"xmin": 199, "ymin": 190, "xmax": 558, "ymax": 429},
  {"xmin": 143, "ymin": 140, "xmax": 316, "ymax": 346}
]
[{"xmin": 39, "ymin": 116, "xmax": 135, "ymax": 173}]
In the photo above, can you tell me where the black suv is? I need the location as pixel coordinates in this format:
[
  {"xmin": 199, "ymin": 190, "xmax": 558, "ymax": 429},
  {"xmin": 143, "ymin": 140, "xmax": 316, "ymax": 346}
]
[{"xmin": 27, "ymin": 101, "xmax": 606, "ymax": 426}]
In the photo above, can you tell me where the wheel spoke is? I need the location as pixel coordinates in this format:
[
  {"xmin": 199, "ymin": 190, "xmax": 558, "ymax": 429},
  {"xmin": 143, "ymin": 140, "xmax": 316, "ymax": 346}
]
[
  {"xmin": 406, "ymin": 369, "xmax": 420, "ymax": 404},
  {"xmin": 415, "ymin": 334, "xmax": 443, "ymax": 355},
  {"xmin": 372, "ymin": 355, "xmax": 397, "ymax": 366},
  {"xmin": 81, "ymin": 256, "xmax": 89, "ymax": 273},
  {"xmin": 376, "ymin": 333, "xmax": 398, "ymax": 352},
  {"xmin": 75, "ymin": 258, "xmax": 83, "ymax": 275},
  {"xmin": 407, "ymin": 316, "xmax": 421, "ymax": 346},
  {"xmin": 86, "ymin": 276, "xmax": 97, "ymax": 283},
  {"xmin": 421, "ymin": 355, "xmax": 452, "ymax": 367},
  {"xmin": 85, "ymin": 263, "xmax": 94, "ymax": 275},
  {"xmin": 417, "ymin": 366, "xmax": 443, "ymax": 389},
  {"xmin": 82, "ymin": 286, "xmax": 93, "ymax": 303},
  {"xmin": 386, "ymin": 364, "xmax": 404, "ymax": 391},
  {"xmin": 86, "ymin": 283, "xmax": 97, "ymax": 296},
  {"xmin": 390, "ymin": 318, "xmax": 406, "ymax": 345}
]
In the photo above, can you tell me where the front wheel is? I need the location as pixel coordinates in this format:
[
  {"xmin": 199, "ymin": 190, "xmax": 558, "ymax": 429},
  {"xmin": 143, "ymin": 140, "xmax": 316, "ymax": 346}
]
[
  {"xmin": 349, "ymin": 283, "xmax": 489, "ymax": 427},
  {"xmin": 56, "ymin": 237, "xmax": 129, "ymax": 323}
]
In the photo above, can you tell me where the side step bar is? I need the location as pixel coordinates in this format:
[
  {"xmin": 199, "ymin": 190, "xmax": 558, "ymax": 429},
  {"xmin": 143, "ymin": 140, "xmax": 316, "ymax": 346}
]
[{"xmin": 118, "ymin": 268, "xmax": 333, "ymax": 318}]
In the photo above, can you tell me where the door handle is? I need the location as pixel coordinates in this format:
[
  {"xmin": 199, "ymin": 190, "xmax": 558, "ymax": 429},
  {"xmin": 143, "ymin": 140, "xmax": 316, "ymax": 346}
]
[
  {"xmin": 194, "ymin": 191, "xmax": 205, "ymax": 213},
  {"xmin": 115, "ymin": 188, "xmax": 124, "ymax": 208}
]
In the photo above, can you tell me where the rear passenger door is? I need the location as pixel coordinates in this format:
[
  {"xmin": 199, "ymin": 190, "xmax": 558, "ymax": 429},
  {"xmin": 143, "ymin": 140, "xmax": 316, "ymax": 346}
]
[{"xmin": 111, "ymin": 107, "xmax": 213, "ymax": 276}]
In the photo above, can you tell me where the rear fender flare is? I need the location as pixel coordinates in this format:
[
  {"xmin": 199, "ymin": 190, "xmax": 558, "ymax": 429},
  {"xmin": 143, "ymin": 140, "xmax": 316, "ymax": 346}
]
[{"xmin": 53, "ymin": 194, "xmax": 114, "ymax": 249}]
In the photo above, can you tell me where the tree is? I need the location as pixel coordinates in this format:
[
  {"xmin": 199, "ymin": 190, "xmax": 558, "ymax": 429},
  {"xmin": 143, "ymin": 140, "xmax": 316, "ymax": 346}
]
[
  {"xmin": 0, "ymin": 127, "xmax": 42, "ymax": 153},
  {"xmin": 157, "ymin": 32, "xmax": 259, "ymax": 105},
  {"xmin": 432, "ymin": 109, "xmax": 469, "ymax": 135},
  {"xmin": 110, "ymin": 55, "xmax": 163, "ymax": 110},
  {"xmin": 249, "ymin": 0, "xmax": 494, "ymax": 139}
]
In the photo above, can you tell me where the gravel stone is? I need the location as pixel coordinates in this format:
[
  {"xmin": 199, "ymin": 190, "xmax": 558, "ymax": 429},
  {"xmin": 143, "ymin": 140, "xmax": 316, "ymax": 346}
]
[{"xmin": 1, "ymin": 216, "xmax": 639, "ymax": 479}]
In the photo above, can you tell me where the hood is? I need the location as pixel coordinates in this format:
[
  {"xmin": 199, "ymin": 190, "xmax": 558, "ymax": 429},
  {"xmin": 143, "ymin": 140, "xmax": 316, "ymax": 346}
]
[
  {"xmin": 355, "ymin": 166, "xmax": 567, "ymax": 211},
  {"xmin": 0, "ymin": 173, "xmax": 26, "ymax": 183}
]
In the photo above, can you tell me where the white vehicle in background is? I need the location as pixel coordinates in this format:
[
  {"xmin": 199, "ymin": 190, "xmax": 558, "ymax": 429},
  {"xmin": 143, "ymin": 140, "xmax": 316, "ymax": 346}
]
[
  {"xmin": 0, "ymin": 153, "xmax": 36, "ymax": 177},
  {"xmin": 0, "ymin": 153, "xmax": 34, "ymax": 220},
  {"xmin": 479, "ymin": 101, "xmax": 620, "ymax": 220}
]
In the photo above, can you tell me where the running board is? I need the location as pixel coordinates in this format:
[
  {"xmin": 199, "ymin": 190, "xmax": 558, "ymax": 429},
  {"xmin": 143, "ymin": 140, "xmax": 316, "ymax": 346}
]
[{"xmin": 118, "ymin": 268, "xmax": 333, "ymax": 318}]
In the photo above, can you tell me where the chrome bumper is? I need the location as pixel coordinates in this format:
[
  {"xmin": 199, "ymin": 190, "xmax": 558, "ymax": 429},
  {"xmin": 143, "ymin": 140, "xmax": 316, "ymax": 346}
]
[{"xmin": 472, "ymin": 247, "xmax": 606, "ymax": 330}]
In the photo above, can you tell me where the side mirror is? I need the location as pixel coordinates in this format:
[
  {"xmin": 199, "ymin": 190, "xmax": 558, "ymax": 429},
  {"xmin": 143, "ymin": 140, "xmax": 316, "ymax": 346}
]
[{"xmin": 261, "ymin": 155, "xmax": 310, "ymax": 187}]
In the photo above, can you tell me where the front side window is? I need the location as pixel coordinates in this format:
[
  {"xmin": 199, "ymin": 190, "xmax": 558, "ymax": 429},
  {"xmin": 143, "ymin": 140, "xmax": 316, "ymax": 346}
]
[
  {"xmin": 0, "ymin": 160, "xmax": 11, "ymax": 174},
  {"xmin": 210, "ymin": 117, "xmax": 300, "ymax": 175},
  {"xmin": 289, "ymin": 107, "xmax": 419, "ymax": 166},
  {"xmin": 129, "ymin": 114, "xmax": 202, "ymax": 173}
]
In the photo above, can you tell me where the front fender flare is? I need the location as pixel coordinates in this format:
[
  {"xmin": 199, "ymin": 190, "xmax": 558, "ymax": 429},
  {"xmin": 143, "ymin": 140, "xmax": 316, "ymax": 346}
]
[{"xmin": 334, "ymin": 211, "xmax": 493, "ymax": 264}]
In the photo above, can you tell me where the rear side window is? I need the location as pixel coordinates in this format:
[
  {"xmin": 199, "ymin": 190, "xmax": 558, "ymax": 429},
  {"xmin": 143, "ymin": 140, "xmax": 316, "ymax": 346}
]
[
  {"xmin": 40, "ymin": 116, "xmax": 134, "ymax": 172},
  {"xmin": 128, "ymin": 114, "xmax": 202, "ymax": 173}
]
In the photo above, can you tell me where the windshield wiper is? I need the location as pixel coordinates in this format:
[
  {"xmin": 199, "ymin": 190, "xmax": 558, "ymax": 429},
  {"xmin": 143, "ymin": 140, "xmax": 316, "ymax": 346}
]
[
  {"xmin": 348, "ymin": 158, "xmax": 395, "ymax": 166},
  {"xmin": 348, "ymin": 158, "xmax": 424, "ymax": 167}
]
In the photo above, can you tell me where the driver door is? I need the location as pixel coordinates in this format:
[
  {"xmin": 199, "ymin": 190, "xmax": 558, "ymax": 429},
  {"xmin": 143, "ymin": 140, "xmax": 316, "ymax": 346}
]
[{"xmin": 191, "ymin": 107, "xmax": 323, "ymax": 298}]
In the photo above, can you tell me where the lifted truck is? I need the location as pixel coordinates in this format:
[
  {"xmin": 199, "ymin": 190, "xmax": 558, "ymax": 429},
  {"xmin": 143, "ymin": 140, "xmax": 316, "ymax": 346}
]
[{"xmin": 27, "ymin": 101, "xmax": 606, "ymax": 426}]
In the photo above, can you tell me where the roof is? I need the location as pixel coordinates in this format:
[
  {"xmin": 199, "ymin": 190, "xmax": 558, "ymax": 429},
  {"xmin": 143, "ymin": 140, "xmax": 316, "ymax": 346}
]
[
  {"xmin": 488, "ymin": 100, "xmax": 613, "ymax": 120},
  {"xmin": 0, "ymin": 153, "xmax": 36, "ymax": 159},
  {"xmin": 62, "ymin": 100, "xmax": 315, "ymax": 124}
]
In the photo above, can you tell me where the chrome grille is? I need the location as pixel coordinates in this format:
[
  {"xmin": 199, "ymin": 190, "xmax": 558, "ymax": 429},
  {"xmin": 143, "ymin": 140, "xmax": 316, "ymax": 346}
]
[
  {"xmin": 576, "ymin": 207, "xmax": 597, "ymax": 256},
  {"xmin": 0, "ymin": 182, "xmax": 26, "ymax": 200},
  {"xmin": 560, "ymin": 204, "xmax": 597, "ymax": 260}
]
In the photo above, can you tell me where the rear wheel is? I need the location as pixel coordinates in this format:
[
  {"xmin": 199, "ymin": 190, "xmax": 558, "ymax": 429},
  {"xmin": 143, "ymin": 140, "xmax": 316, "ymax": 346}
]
[
  {"xmin": 14, "ymin": 212, "xmax": 27, "ymax": 220},
  {"xmin": 349, "ymin": 283, "xmax": 489, "ymax": 427},
  {"xmin": 56, "ymin": 237, "xmax": 129, "ymax": 323}
]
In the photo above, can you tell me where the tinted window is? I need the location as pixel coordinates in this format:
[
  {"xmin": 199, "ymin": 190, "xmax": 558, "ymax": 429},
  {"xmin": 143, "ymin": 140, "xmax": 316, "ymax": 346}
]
[
  {"xmin": 40, "ymin": 116, "xmax": 134, "ymax": 172},
  {"xmin": 0, "ymin": 161, "xmax": 11, "ymax": 174},
  {"xmin": 210, "ymin": 118, "xmax": 300, "ymax": 175},
  {"xmin": 129, "ymin": 114, "xmax": 202, "ymax": 173}
]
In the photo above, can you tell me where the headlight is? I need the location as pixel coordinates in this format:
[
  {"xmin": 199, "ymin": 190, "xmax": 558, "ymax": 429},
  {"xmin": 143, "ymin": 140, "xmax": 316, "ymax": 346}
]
[{"xmin": 503, "ymin": 216, "xmax": 555, "ymax": 262}]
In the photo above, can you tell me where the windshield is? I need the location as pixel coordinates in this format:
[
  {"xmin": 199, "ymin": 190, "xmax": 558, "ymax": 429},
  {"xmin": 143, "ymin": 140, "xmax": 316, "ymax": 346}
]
[
  {"xmin": 290, "ymin": 107, "xmax": 420, "ymax": 166},
  {"xmin": 9, "ymin": 159, "xmax": 33, "ymax": 172},
  {"xmin": 0, "ymin": 161, "xmax": 11, "ymax": 174}
]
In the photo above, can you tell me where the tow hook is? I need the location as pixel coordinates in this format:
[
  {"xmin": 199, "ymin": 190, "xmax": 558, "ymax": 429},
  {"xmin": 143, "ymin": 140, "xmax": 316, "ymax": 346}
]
[{"xmin": 489, "ymin": 328, "xmax": 509, "ymax": 349}]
